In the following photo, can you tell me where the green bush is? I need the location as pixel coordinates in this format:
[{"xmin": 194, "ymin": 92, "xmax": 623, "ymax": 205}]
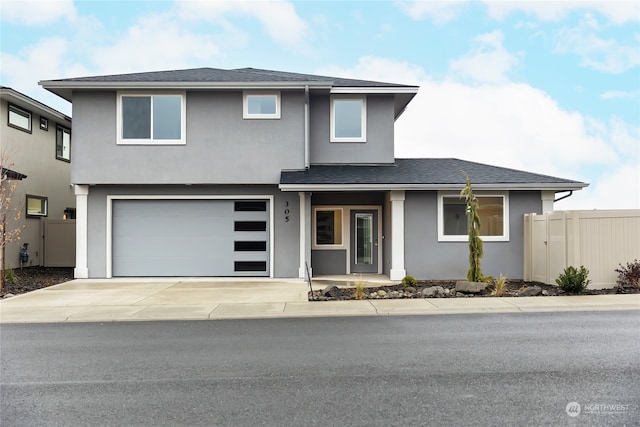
[
  {"xmin": 615, "ymin": 259, "xmax": 640, "ymax": 289},
  {"xmin": 555, "ymin": 266, "xmax": 590, "ymax": 293},
  {"xmin": 401, "ymin": 275, "xmax": 417, "ymax": 287},
  {"xmin": 4, "ymin": 268, "xmax": 18, "ymax": 284}
]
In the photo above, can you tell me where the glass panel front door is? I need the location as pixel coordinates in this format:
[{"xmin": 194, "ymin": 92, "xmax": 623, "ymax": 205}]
[
  {"xmin": 350, "ymin": 210, "xmax": 378, "ymax": 274},
  {"xmin": 355, "ymin": 213, "xmax": 373, "ymax": 265}
]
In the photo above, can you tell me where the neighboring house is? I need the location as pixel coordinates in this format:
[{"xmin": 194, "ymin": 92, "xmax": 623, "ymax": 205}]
[
  {"xmin": 0, "ymin": 87, "xmax": 75, "ymax": 269},
  {"xmin": 39, "ymin": 68, "xmax": 586, "ymax": 280}
]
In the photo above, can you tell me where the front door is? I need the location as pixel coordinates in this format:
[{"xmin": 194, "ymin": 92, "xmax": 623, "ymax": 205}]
[{"xmin": 350, "ymin": 210, "xmax": 378, "ymax": 274}]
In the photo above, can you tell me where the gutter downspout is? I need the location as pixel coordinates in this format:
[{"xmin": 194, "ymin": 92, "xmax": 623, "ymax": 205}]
[
  {"xmin": 304, "ymin": 85, "xmax": 310, "ymax": 169},
  {"xmin": 554, "ymin": 190, "xmax": 573, "ymax": 203}
]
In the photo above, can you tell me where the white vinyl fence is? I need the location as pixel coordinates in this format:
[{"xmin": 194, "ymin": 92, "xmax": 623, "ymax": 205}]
[{"xmin": 524, "ymin": 210, "xmax": 640, "ymax": 288}]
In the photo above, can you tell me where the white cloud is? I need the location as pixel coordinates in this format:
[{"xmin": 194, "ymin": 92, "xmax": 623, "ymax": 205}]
[
  {"xmin": 177, "ymin": 0, "xmax": 309, "ymax": 49},
  {"xmin": 552, "ymin": 14, "xmax": 640, "ymax": 73},
  {"xmin": 0, "ymin": 0, "xmax": 77, "ymax": 25},
  {"xmin": 317, "ymin": 56, "xmax": 428, "ymax": 86},
  {"xmin": 449, "ymin": 30, "xmax": 519, "ymax": 84},
  {"xmin": 0, "ymin": 37, "xmax": 83, "ymax": 114},
  {"xmin": 557, "ymin": 164, "xmax": 640, "ymax": 210},
  {"xmin": 601, "ymin": 90, "xmax": 640, "ymax": 100},
  {"xmin": 484, "ymin": 1, "xmax": 640, "ymax": 24},
  {"xmin": 91, "ymin": 14, "xmax": 221, "ymax": 75},
  {"xmin": 396, "ymin": 0, "xmax": 467, "ymax": 24},
  {"xmin": 321, "ymin": 56, "xmax": 638, "ymax": 209}
]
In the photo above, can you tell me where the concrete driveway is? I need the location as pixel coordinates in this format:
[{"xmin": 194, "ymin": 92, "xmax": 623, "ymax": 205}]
[{"xmin": 0, "ymin": 278, "xmax": 309, "ymax": 323}]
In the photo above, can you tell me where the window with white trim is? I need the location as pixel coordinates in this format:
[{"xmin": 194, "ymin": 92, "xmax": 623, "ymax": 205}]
[
  {"xmin": 8, "ymin": 103, "xmax": 32, "ymax": 133},
  {"xmin": 117, "ymin": 93, "xmax": 185, "ymax": 144},
  {"xmin": 438, "ymin": 192, "xmax": 509, "ymax": 241},
  {"xmin": 243, "ymin": 92, "xmax": 280, "ymax": 119},
  {"xmin": 313, "ymin": 208, "xmax": 344, "ymax": 246},
  {"xmin": 330, "ymin": 96, "xmax": 366, "ymax": 142},
  {"xmin": 56, "ymin": 125, "xmax": 71, "ymax": 162},
  {"xmin": 26, "ymin": 194, "xmax": 48, "ymax": 217}
]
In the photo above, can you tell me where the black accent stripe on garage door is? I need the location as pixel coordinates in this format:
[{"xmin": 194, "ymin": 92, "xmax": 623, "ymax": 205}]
[{"xmin": 112, "ymin": 199, "xmax": 269, "ymax": 277}]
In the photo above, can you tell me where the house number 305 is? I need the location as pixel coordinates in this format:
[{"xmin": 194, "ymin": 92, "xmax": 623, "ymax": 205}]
[{"xmin": 284, "ymin": 201, "xmax": 290, "ymax": 222}]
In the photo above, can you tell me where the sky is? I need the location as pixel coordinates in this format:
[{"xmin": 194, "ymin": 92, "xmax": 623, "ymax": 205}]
[{"xmin": 1, "ymin": 0, "xmax": 638, "ymax": 210}]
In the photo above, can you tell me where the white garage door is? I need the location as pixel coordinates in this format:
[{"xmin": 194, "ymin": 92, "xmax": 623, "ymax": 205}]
[{"xmin": 112, "ymin": 199, "xmax": 270, "ymax": 277}]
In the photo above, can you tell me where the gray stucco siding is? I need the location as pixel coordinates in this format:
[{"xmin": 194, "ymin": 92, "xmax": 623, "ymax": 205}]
[
  {"xmin": 71, "ymin": 91, "xmax": 305, "ymax": 185},
  {"xmin": 404, "ymin": 190, "xmax": 542, "ymax": 280},
  {"xmin": 309, "ymin": 94, "xmax": 395, "ymax": 165},
  {"xmin": 85, "ymin": 185, "xmax": 300, "ymax": 278}
]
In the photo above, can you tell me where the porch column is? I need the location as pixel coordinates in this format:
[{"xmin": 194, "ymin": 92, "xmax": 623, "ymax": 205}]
[
  {"xmin": 298, "ymin": 192, "xmax": 311, "ymax": 279},
  {"xmin": 389, "ymin": 190, "xmax": 406, "ymax": 281},
  {"xmin": 74, "ymin": 185, "xmax": 89, "ymax": 279},
  {"xmin": 541, "ymin": 191, "xmax": 555, "ymax": 213}
]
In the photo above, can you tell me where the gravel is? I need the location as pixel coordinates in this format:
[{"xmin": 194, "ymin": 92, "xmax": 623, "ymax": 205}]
[{"xmin": 1, "ymin": 267, "xmax": 74, "ymax": 297}]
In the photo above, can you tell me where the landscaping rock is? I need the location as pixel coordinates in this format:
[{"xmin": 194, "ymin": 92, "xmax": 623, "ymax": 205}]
[
  {"xmin": 422, "ymin": 286, "xmax": 446, "ymax": 297},
  {"xmin": 3, "ymin": 293, "xmax": 15, "ymax": 299},
  {"xmin": 322, "ymin": 285, "xmax": 342, "ymax": 299},
  {"xmin": 519, "ymin": 285, "xmax": 542, "ymax": 297},
  {"xmin": 455, "ymin": 281, "xmax": 489, "ymax": 294},
  {"xmin": 378, "ymin": 290, "xmax": 387, "ymax": 297},
  {"xmin": 405, "ymin": 286, "xmax": 416, "ymax": 293}
]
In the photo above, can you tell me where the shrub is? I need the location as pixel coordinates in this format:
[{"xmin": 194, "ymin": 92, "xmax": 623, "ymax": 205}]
[
  {"xmin": 4, "ymin": 268, "xmax": 17, "ymax": 284},
  {"xmin": 401, "ymin": 275, "xmax": 417, "ymax": 287},
  {"xmin": 556, "ymin": 266, "xmax": 590, "ymax": 293},
  {"xmin": 615, "ymin": 259, "xmax": 640, "ymax": 289},
  {"xmin": 492, "ymin": 275, "xmax": 508, "ymax": 297},
  {"xmin": 354, "ymin": 279, "xmax": 366, "ymax": 300}
]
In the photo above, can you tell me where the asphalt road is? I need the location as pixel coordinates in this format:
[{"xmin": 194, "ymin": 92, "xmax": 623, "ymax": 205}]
[{"xmin": 1, "ymin": 311, "xmax": 639, "ymax": 426}]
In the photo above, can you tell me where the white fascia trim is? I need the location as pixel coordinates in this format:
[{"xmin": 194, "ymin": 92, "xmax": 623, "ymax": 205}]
[
  {"xmin": 331, "ymin": 87, "xmax": 419, "ymax": 94},
  {"xmin": 279, "ymin": 183, "xmax": 588, "ymax": 192},
  {"xmin": 40, "ymin": 81, "xmax": 334, "ymax": 91},
  {"xmin": 105, "ymin": 194, "xmax": 274, "ymax": 279}
]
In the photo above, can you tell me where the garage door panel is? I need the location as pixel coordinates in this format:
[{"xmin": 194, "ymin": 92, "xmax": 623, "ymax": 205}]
[{"xmin": 112, "ymin": 199, "xmax": 269, "ymax": 277}]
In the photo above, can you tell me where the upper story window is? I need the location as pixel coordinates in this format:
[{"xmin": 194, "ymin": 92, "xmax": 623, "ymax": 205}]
[
  {"xmin": 330, "ymin": 96, "xmax": 366, "ymax": 142},
  {"xmin": 8, "ymin": 103, "xmax": 32, "ymax": 133},
  {"xmin": 56, "ymin": 125, "xmax": 71, "ymax": 162},
  {"xmin": 117, "ymin": 92, "xmax": 185, "ymax": 145},
  {"xmin": 438, "ymin": 192, "xmax": 510, "ymax": 242},
  {"xmin": 243, "ymin": 92, "xmax": 280, "ymax": 119}
]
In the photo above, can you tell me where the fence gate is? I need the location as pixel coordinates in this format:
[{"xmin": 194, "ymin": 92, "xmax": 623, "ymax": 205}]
[{"xmin": 42, "ymin": 219, "xmax": 75, "ymax": 267}]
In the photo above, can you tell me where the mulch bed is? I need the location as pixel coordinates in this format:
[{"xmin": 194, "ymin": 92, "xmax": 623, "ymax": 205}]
[
  {"xmin": 309, "ymin": 279, "xmax": 639, "ymax": 301},
  {"xmin": 1, "ymin": 267, "xmax": 74, "ymax": 297}
]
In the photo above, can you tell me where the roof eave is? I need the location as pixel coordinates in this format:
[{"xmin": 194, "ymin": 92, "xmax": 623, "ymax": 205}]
[
  {"xmin": 39, "ymin": 80, "xmax": 336, "ymax": 101},
  {"xmin": 278, "ymin": 183, "xmax": 589, "ymax": 192},
  {"xmin": 0, "ymin": 87, "xmax": 71, "ymax": 121},
  {"xmin": 330, "ymin": 87, "xmax": 419, "ymax": 94}
]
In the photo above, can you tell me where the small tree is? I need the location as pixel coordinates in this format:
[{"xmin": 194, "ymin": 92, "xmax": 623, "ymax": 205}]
[
  {"xmin": 461, "ymin": 172, "xmax": 483, "ymax": 282},
  {"xmin": 1, "ymin": 151, "xmax": 26, "ymax": 290}
]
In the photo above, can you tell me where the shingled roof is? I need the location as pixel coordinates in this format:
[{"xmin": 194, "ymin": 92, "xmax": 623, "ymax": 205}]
[
  {"xmin": 279, "ymin": 158, "xmax": 587, "ymax": 191},
  {"xmin": 40, "ymin": 67, "xmax": 413, "ymax": 87}
]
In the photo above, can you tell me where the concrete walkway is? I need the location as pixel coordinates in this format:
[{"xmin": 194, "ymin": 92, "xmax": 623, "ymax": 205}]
[{"xmin": 1, "ymin": 278, "xmax": 639, "ymax": 323}]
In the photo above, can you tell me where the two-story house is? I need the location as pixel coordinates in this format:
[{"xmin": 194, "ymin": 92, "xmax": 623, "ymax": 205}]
[
  {"xmin": 39, "ymin": 68, "xmax": 586, "ymax": 281},
  {"xmin": 1, "ymin": 87, "xmax": 75, "ymax": 270}
]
